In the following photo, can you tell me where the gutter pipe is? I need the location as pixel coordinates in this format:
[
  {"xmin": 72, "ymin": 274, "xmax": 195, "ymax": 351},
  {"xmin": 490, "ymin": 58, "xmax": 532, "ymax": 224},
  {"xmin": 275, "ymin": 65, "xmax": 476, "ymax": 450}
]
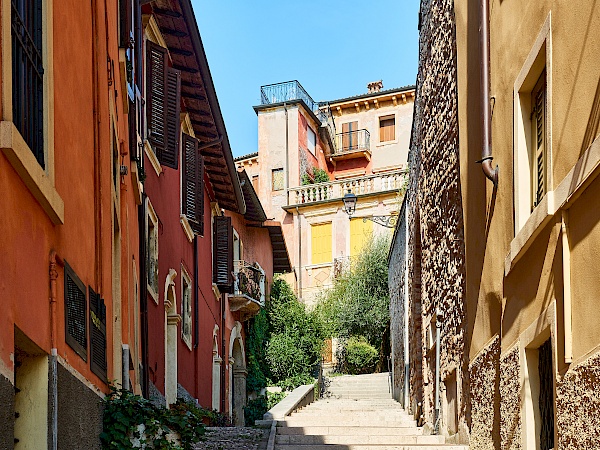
[
  {"xmin": 434, "ymin": 309, "xmax": 442, "ymax": 433},
  {"xmin": 477, "ymin": 0, "xmax": 499, "ymax": 185},
  {"xmin": 49, "ymin": 251, "xmax": 64, "ymax": 450}
]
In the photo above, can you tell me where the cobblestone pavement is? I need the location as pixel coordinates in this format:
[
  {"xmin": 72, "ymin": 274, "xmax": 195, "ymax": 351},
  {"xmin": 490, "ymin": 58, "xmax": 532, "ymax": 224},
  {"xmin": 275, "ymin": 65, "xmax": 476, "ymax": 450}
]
[{"xmin": 194, "ymin": 426, "xmax": 269, "ymax": 450}]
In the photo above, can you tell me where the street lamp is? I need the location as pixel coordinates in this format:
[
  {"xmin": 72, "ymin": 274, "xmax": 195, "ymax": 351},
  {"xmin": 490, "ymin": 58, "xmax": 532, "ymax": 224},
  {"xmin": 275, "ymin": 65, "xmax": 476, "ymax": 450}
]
[{"xmin": 342, "ymin": 189, "xmax": 398, "ymax": 229}]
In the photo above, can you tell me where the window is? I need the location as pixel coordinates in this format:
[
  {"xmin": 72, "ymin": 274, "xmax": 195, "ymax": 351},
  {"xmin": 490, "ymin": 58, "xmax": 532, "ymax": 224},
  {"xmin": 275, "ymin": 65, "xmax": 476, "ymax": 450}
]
[
  {"xmin": 342, "ymin": 121, "xmax": 358, "ymax": 150},
  {"xmin": 146, "ymin": 40, "xmax": 181, "ymax": 169},
  {"xmin": 350, "ymin": 218, "xmax": 372, "ymax": 257},
  {"xmin": 12, "ymin": 0, "xmax": 44, "ymax": 167},
  {"xmin": 89, "ymin": 286, "xmax": 107, "ymax": 381},
  {"xmin": 513, "ymin": 16, "xmax": 550, "ymax": 233},
  {"xmin": 181, "ymin": 267, "xmax": 192, "ymax": 349},
  {"xmin": 379, "ymin": 115, "xmax": 395, "ymax": 142},
  {"xmin": 65, "ymin": 262, "xmax": 87, "ymax": 361},
  {"xmin": 311, "ymin": 222, "xmax": 332, "ymax": 264},
  {"xmin": 307, "ymin": 126, "xmax": 316, "ymax": 155},
  {"xmin": 531, "ymin": 71, "xmax": 546, "ymax": 209},
  {"xmin": 147, "ymin": 200, "xmax": 159, "ymax": 302},
  {"xmin": 182, "ymin": 133, "xmax": 204, "ymax": 235},
  {"xmin": 272, "ymin": 168, "xmax": 284, "ymax": 191},
  {"xmin": 252, "ymin": 175, "xmax": 259, "ymax": 191}
]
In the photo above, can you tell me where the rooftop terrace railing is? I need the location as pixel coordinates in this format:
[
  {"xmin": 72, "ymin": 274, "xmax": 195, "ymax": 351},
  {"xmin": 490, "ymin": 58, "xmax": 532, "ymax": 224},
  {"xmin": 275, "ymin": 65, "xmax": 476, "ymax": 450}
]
[{"xmin": 260, "ymin": 80, "xmax": 318, "ymax": 111}]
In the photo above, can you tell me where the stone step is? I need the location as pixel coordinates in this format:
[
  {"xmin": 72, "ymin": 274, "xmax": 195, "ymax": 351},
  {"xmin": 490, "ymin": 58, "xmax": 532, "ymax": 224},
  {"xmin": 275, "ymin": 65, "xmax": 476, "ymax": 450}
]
[
  {"xmin": 277, "ymin": 426, "xmax": 424, "ymax": 436},
  {"xmin": 275, "ymin": 445, "xmax": 468, "ymax": 450},
  {"xmin": 290, "ymin": 411, "xmax": 413, "ymax": 419},
  {"xmin": 276, "ymin": 434, "xmax": 444, "ymax": 445},
  {"xmin": 303, "ymin": 404, "xmax": 405, "ymax": 411},
  {"xmin": 279, "ymin": 419, "xmax": 418, "ymax": 428}
]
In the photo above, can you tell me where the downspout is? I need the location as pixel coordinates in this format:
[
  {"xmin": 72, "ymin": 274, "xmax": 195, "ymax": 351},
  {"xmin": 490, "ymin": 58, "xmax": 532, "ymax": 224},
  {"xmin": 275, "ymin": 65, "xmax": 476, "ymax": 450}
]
[
  {"xmin": 403, "ymin": 210, "xmax": 410, "ymax": 409},
  {"xmin": 434, "ymin": 309, "xmax": 442, "ymax": 433},
  {"xmin": 221, "ymin": 292, "xmax": 226, "ymax": 412},
  {"xmin": 284, "ymin": 103, "xmax": 289, "ymax": 191},
  {"xmin": 296, "ymin": 206, "xmax": 302, "ymax": 300},
  {"xmin": 477, "ymin": 0, "xmax": 499, "ymax": 185},
  {"xmin": 139, "ymin": 193, "xmax": 150, "ymax": 398},
  {"xmin": 49, "ymin": 251, "xmax": 64, "ymax": 450},
  {"xmin": 193, "ymin": 236, "xmax": 199, "ymax": 399}
]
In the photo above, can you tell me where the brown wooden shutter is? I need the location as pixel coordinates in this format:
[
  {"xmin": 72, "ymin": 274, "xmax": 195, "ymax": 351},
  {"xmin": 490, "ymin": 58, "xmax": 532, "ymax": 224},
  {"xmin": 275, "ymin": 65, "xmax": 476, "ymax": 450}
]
[
  {"xmin": 182, "ymin": 134, "xmax": 204, "ymax": 235},
  {"xmin": 146, "ymin": 40, "xmax": 167, "ymax": 160},
  {"xmin": 380, "ymin": 116, "xmax": 395, "ymax": 142},
  {"xmin": 532, "ymin": 71, "xmax": 546, "ymax": 208},
  {"xmin": 213, "ymin": 216, "xmax": 233, "ymax": 292},
  {"xmin": 89, "ymin": 287, "xmax": 107, "ymax": 382},
  {"xmin": 342, "ymin": 121, "xmax": 357, "ymax": 150},
  {"xmin": 65, "ymin": 263, "xmax": 87, "ymax": 361},
  {"xmin": 162, "ymin": 67, "xmax": 181, "ymax": 169}
]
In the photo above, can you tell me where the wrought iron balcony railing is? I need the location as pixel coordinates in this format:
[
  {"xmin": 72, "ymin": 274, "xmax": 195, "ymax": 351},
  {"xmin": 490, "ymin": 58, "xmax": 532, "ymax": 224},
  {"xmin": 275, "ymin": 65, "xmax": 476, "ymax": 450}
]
[
  {"xmin": 261, "ymin": 80, "xmax": 318, "ymax": 111},
  {"xmin": 334, "ymin": 129, "xmax": 371, "ymax": 156},
  {"xmin": 287, "ymin": 169, "xmax": 407, "ymax": 207},
  {"xmin": 233, "ymin": 260, "xmax": 265, "ymax": 305}
]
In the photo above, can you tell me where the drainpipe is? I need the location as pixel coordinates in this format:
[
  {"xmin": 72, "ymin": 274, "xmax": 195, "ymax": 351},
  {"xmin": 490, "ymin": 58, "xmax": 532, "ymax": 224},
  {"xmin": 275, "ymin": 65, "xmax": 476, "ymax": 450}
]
[
  {"xmin": 49, "ymin": 251, "xmax": 64, "ymax": 450},
  {"xmin": 296, "ymin": 206, "xmax": 302, "ymax": 300},
  {"xmin": 122, "ymin": 345, "xmax": 130, "ymax": 391},
  {"xmin": 139, "ymin": 193, "xmax": 150, "ymax": 398},
  {"xmin": 284, "ymin": 103, "xmax": 289, "ymax": 191},
  {"xmin": 477, "ymin": 0, "xmax": 499, "ymax": 186},
  {"xmin": 561, "ymin": 211, "xmax": 573, "ymax": 363},
  {"xmin": 434, "ymin": 308, "xmax": 442, "ymax": 433}
]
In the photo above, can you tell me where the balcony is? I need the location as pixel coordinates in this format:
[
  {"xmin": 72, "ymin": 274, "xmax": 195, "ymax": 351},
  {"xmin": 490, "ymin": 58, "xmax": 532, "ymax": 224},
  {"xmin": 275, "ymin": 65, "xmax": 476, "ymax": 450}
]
[
  {"xmin": 229, "ymin": 261, "xmax": 266, "ymax": 320},
  {"xmin": 286, "ymin": 169, "xmax": 407, "ymax": 207},
  {"xmin": 261, "ymin": 80, "xmax": 319, "ymax": 111},
  {"xmin": 332, "ymin": 129, "xmax": 371, "ymax": 162}
]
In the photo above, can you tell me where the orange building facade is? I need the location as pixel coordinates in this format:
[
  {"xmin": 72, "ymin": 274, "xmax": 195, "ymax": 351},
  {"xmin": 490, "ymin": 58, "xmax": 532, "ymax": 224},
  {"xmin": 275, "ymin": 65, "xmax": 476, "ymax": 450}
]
[{"xmin": 0, "ymin": 0, "xmax": 289, "ymax": 446}]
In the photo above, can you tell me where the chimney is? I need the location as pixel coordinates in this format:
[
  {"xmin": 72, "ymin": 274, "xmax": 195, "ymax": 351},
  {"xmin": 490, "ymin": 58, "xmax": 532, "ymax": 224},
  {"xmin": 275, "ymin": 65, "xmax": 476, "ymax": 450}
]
[{"xmin": 367, "ymin": 80, "xmax": 383, "ymax": 93}]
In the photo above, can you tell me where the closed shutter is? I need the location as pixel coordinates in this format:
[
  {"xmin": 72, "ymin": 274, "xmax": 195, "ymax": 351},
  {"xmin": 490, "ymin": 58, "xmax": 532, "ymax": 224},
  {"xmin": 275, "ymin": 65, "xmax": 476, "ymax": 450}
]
[
  {"xmin": 532, "ymin": 71, "xmax": 546, "ymax": 209},
  {"xmin": 65, "ymin": 263, "xmax": 87, "ymax": 361},
  {"xmin": 311, "ymin": 222, "xmax": 332, "ymax": 264},
  {"xmin": 213, "ymin": 216, "xmax": 233, "ymax": 292},
  {"xmin": 379, "ymin": 116, "xmax": 395, "ymax": 142},
  {"xmin": 182, "ymin": 134, "xmax": 204, "ymax": 235},
  {"xmin": 162, "ymin": 67, "xmax": 181, "ymax": 169},
  {"xmin": 342, "ymin": 121, "xmax": 357, "ymax": 150},
  {"xmin": 350, "ymin": 218, "xmax": 372, "ymax": 257},
  {"xmin": 146, "ymin": 40, "xmax": 167, "ymax": 160},
  {"xmin": 89, "ymin": 287, "xmax": 107, "ymax": 382}
]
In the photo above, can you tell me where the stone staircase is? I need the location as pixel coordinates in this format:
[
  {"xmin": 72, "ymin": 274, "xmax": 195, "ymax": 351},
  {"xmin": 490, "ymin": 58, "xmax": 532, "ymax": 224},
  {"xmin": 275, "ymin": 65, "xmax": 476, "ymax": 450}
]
[{"xmin": 274, "ymin": 372, "xmax": 467, "ymax": 450}]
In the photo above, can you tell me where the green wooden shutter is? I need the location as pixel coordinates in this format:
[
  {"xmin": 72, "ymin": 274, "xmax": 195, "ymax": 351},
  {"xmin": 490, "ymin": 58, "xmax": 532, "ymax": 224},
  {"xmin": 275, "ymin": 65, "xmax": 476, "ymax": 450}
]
[
  {"xmin": 532, "ymin": 72, "xmax": 546, "ymax": 208},
  {"xmin": 89, "ymin": 287, "xmax": 107, "ymax": 382},
  {"xmin": 146, "ymin": 40, "xmax": 167, "ymax": 160},
  {"xmin": 213, "ymin": 216, "xmax": 233, "ymax": 292},
  {"xmin": 65, "ymin": 263, "xmax": 87, "ymax": 361}
]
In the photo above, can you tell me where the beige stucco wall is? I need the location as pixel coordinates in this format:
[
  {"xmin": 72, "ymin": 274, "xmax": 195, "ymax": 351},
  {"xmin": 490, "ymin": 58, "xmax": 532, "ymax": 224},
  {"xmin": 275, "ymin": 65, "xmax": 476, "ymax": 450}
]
[
  {"xmin": 453, "ymin": 0, "xmax": 600, "ymax": 447},
  {"xmin": 330, "ymin": 94, "xmax": 414, "ymax": 173}
]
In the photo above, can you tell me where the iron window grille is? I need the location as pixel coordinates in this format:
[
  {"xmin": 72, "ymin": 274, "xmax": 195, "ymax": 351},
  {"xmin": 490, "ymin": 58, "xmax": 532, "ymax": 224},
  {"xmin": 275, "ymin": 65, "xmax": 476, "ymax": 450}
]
[
  {"xmin": 65, "ymin": 263, "xmax": 87, "ymax": 361},
  {"xmin": 12, "ymin": 0, "xmax": 44, "ymax": 167}
]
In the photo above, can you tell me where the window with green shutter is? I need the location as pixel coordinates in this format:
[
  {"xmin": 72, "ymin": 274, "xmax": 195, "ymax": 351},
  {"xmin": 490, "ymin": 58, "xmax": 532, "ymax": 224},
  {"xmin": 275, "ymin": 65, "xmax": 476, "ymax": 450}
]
[
  {"xmin": 213, "ymin": 216, "xmax": 233, "ymax": 292},
  {"xmin": 531, "ymin": 71, "xmax": 546, "ymax": 210},
  {"xmin": 182, "ymin": 133, "xmax": 204, "ymax": 235},
  {"xmin": 89, "ymin": 287, "xmax": 107, "ymax": 382}
]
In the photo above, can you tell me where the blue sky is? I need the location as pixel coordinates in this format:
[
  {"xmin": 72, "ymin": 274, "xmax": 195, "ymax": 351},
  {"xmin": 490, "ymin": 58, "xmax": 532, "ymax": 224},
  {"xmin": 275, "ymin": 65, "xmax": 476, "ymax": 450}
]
[{"xmin": 192, "ymin": 1, "xmax": 420, "ymax": 158}]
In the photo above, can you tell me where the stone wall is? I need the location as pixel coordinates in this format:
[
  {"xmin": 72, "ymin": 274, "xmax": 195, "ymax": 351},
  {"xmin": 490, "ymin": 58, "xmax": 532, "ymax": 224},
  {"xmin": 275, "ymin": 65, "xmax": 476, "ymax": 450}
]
[
  {"xmin": 469, "ymin": 336, "xmax": 500, "ymax": 450},
  {"xmin": 500, "ymin": 345, "xmax": 521, "ymax": 450},
  {"xmin": 403, "ymin": 0, "xmax": 467, "ymax": 434},
  {"xmin": 0, "ymin": 373, "xmax": 14, "ymax": 449},
  {"xmin": 57, "ymin": 364, "xmax": 103, "ymax": 450},
  {"xmin": 389, "ymin": 201, "xmax": 407, "ymax": 404},
  {"xmin": 556, "ymin": 349, "xmax": 600, "ymax": 448}
]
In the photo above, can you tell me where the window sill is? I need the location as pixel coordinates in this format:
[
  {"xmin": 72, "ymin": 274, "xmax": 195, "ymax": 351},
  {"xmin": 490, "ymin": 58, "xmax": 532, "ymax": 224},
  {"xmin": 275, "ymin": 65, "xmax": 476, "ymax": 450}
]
[
  {"xmin": 0, "ymin": 121, "xmax": 64, "ymax": 224},
  {"xmin": 306, "ymin": 262, "xmax": 333, "ymax": 270},
  {"xmin": 182, "ymin": 334, "xmax": 192, "ymax": 351},
  {"xmin": 145, "ymin": 140, "xmax": 162, "ymax": 177},
  {"xmin": 376, "ymin": 139, "xmax": 398, "ymax": 147},
  {"xmin": 180, "ymin": 215, "xmax": 194, "ymax": 243},
  {"xmin": 148, "ymin": 284, "xmax": 159, "ymax": 305}
]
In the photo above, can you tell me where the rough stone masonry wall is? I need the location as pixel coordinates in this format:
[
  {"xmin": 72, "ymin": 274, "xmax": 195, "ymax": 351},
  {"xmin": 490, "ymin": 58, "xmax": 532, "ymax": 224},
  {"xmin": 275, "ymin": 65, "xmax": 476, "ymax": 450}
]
[
  {"xmin": 500, "ymin": 345, "xmax": 521, "ymax": 450},
  {"xmin": 406, "ymin": 0, "xmax": 467, "ymax": 431},
  {"xmin": 389, "ymin": 202, "xmax": 407, "ymax": 404},
  {"xmin": 469, "ymin": 336, "xmax": 500, "ymax": 450},
  {"xmin": 556, "ymin": 349, "xmax": 600, "ymax": 449}
]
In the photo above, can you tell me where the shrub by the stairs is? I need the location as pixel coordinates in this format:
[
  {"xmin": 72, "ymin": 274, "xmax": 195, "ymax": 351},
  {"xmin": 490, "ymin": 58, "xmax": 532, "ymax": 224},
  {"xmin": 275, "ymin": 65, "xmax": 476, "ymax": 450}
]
[{"xmin": 344, "ymin": 336, "xmax": 379, "ymax": 374}]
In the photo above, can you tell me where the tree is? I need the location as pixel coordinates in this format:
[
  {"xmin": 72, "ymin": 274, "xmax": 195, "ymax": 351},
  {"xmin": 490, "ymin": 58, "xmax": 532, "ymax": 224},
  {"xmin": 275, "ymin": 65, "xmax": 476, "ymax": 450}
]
[{"xmin": 315, "ymin": 233, "xmax": 391, "ymax": 354}]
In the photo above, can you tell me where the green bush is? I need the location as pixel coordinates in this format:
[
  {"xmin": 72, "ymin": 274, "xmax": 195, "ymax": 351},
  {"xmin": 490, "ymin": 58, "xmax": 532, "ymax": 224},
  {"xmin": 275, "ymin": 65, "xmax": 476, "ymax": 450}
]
[
  {"xmin": 276, "ymin": 373, "xmax": 315, "ymax": 392},
  {"xmin": 243, "ymin": 395, "xmax": 267, "ymax": 426},
  {"xmin": 266, "ymin": 391, "xmax": 287, "ymax": 409},
  {"xmin": 266, "ymin": 333, "xmax": 309, "ymax": 380},
  {"xmin": 246, "ymin": 308, "xmax": 269, "ymax": 394},
  {"xmin": 344, "ymin": 336, "xmax": 379, "ymax": 374}
]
